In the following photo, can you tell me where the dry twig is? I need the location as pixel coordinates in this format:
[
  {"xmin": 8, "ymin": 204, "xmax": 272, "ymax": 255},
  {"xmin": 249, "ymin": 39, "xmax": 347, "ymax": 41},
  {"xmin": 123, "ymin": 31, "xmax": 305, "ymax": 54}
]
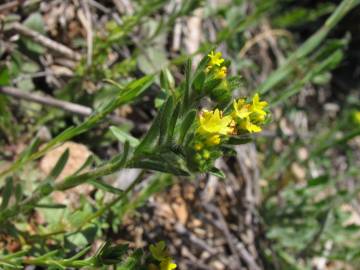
[
  {"xmin": 11, "ymin": 22, "xmax": 81, "ymax": 61},
  {"xmin": 0, "ymin": 86, "xmax": 128, "ymax": 125},
  {"xmin": 79, "ymin": 0, "xmax": 93, "ymax": 66},
  {"xmin": 204, "ymin": 203, "xmax": 262, "ymax": 270}
]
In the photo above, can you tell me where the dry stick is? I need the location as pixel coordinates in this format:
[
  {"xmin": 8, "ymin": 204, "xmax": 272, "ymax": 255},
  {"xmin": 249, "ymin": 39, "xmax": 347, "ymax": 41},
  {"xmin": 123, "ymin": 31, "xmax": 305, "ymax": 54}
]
[
  {"xmin": 236, "ymin": 145, "xmax": 260, "ymax": 260},
  {"xmin": 11, "ymin": 22, "xmax": 81, "ymax": 61},
  {"xmin": 0, "ymin": 86, "xmax": 129, "ymax": 125},
  {"xmin": 0, "ymin": 0, "xmax": 42, "ymax": 14},
  {"xmin": 79, "ymin": 0, "xmax": 93, "ymax": 66},
  {"xmin": 0, "ymin": 1, "xmax": 19, "ymax": 13},
  {"xmin": 239, "ymin": 29, "xmax": 292, "ymax": 58},
  {"xmin": 203, "ymin": 204, "xmax": 243, "ymax": 270},
  {"xmin": 112, "ymin": 0, "xmax": 134, "ymax": 15},
  {"xmin": 204, "ymin": 204, "xmax": 262, "ymax": 270},
  {"xmin": 174, "ymin": 223, "xmax": 217, "ymax": 255}
]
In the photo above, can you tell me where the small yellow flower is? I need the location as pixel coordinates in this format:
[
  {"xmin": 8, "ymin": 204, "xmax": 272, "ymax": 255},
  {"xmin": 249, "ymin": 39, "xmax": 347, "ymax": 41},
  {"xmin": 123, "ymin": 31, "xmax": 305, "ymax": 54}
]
[
  {"xmin": 206, "ymin": 134, "xmax": 221, "ymax": 145},
  {"xmin": 240, "ymin": 117, "xmax": 262, "ymax": 133},
  {"xmin": 251, "ymin": 93, "xmax": 268, "ymax": 116},
  {"xmin": 216, "ymin": 66, "xmax": 227, "ymax": 79},
  {"xmin": 208, "ymin": 51, "xmax": 224, "ymax": 67},
  {"xmin": 202, "ymin": 150, "xmax": 211, "ymax": 160},
  {"xmin": 232, "ymin": 99, "xmax": 252, "ymax": 119},
  {"xmin": 160, "ymin": 257, "xmax": 177, "ymax": 270},
  {"xmin": 150, "ymin": 241, "xmax": 168, "ymax": 261},
  {"xmin": 198, "ymin": 109, "xmax": 233, "ymax": 135},
  {"xmin": 194, "ymin": 142, "xmax": 204, "ymax": 151},
  {"xmin": 353, "ymin": 111, "xmax": 360, "ymax": 124}
]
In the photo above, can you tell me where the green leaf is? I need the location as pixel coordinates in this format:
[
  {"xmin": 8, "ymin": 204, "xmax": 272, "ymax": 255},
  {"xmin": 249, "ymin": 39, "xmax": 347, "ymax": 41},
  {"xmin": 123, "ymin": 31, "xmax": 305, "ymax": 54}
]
[
  {"xmin": 14, "ymin": 183, "xmax": 22, "ymax": 203},
  {"xmin": 49, "ymin": 149, "xmax": 69, "ymax": 179},
  {"xmin": 227, "ymin": 135, "xmax": 252, "ymax": 145},
  {"xmin": 131, "ymin": 154, "xmax": 189, "ymax": 176},
  {"xmin": 138, "ymin": 46, "xmax": 168, "ymax": 74},
  {"xmin": 24, "ymin": 13, "xmax": 45, "ymax": 34},
  {"xmin": 159, "ymin": 96, "xmax": 175, "ymax": 145},
  {"xmin": 22, "ymin": 13, "xmax": 46, "ymax": 54},
  {"xmin": 160, "ymin": 68, "xmax": 175, "ymax": 91},
  {"xmin": 88, "ymin": 179, "xmax": 124, "ymax": 194},
  {"xmin": 34, "ymin": 203, "xmax": 67, "ymax": 209},
  {"xmin": 179, "ymin": 109, "xmax": 196, "ymax": 144},
  {"xmin": 0, "ymin": 177, "xmax": 13, "ymax": 210},
  {"xmin": 307, "ymin": 175, "xmax": 330, "ymax": 187},
  {"xmin": 95, "ymin": 242, "xmax": 129, "ymax": 266},
  {"xmin": 117, "ymin": 74, "xmax": 155, "ymax": 104},
  {"xmin": 192, "ymin": 52, "xmax": 211, "ymax": 84},
  {"xmin": 68, "ymin": 246, "xmax": 92, "ymax": 261},
  {"xmin": 135, "ymin": 110, "xmax": 162, "ymax": 154},
  {"xmin": 110, "ymin": 126, "xmax": 139, "ymax": 147},
  {"xmin": 74, "ymin": 155, "xmax": 94, "ymax": 175},
  {"xmin": 193, "ymin": 71, "xmax": 205, "ymax": 92},
  {"xmin": 109, "ymin": 141, "xmax": 130, "ymax": 168},
  {"xmin": 182, "ymin": 58, "xmax": 192, "ymax": 111},
  {"xmin": 166, "ymin": 103, "xmax": 180, "ymax": 143},
  {"xmin": 0, "ymin": 65, "xmax": 10, "ymax": 86},
  {"xmin": 117, "ymin": 250, "xmax": 142, "ymax": 270},
  {"xmin": 209, "ymin": 167, "xmax": 225, "ymax": 179},
  {"xmin": 3, "ymin": 137, "xmax": 41, "ymax": 177}
]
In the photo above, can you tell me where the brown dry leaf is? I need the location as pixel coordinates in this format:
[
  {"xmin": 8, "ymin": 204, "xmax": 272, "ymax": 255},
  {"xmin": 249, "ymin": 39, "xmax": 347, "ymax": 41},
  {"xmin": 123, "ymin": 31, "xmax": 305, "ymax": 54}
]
[
  {"xmin": 171, "ymin": 198, "xmax": 188, "ymax": 225},
  {"xmin": 155, "ymin": 201, "xmax": 175, "ymax": 220},
  {"xmin": 291, "ymin": 162, "xmax": 306, "ymax": 182},
  {"xmin": 340, "ymin": 204, "xmax": 360, "ymax": 226}
]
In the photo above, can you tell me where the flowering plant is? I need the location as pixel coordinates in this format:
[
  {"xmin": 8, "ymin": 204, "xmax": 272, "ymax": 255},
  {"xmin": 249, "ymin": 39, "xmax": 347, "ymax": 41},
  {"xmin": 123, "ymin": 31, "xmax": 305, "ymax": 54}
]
[{"xmin": 0, "ymin": 51, "xmax": 268, "ymax": 268}]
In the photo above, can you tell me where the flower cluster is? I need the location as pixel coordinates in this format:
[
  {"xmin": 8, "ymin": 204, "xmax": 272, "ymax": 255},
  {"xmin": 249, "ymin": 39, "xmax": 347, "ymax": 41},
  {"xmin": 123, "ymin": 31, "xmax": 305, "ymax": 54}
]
[
  {"xmin": 148, "ymin": 241, "xmax": 177, "ymax": 270},
  {"xmin": 232, "ymin": 93, "xmax": 268, "ymax": 133},
  {"xmin": 192, "ymin": 93, "xmax": 268, "ymax": 171},
  {"xmin": 189, "ymin": 51, "xmax": 269, "ymax": 172},
  {"xmin": 207, "ymin": 51, "xmax": 227, "ymax": 79}
]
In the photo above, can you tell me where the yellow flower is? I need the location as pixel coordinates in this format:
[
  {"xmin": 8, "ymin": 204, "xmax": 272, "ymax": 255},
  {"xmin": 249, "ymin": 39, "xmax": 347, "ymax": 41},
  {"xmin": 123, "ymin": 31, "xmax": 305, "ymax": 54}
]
[
  {"xmin": 160, "ymin": 257, "xmax": 177, "ymax": 270},
  {"xmin": 251, "ymin": 93, "xmax": 268, "ymax": 116},
  {"xmin": 240, "ymin": 117, "xmax": 262, "ymax": 133},
  {"xmin": 353, "ymin": 111, "xmax": 360, "ymax": 124},
  {"xmin": 150, "ymin": 241, "xmax": 168, "ymax": 261},
  {"xmin": 208, "ymin": 51, "xmax": 224, "ymax": 67},
  {"xmin": 206, "ymin": 134, "xmax": 221, "ymax": 145},
  {"xmin": 202, "ymin": 150, "xmax": 211, "ymax": 160},
  {"xmin": 216, "ymin": 66, "xmax": 227, "ymax": 79},
  {"xmin": 232, "ymin": 99, "xmax": 251, "ymax": 119},
  {"xmin": 198, "ymin": 109, "xmax": 233, "ymax": 136},
  {"xmin": 194, "ymin": 142, "xmax": 204, "ymax": 151}
]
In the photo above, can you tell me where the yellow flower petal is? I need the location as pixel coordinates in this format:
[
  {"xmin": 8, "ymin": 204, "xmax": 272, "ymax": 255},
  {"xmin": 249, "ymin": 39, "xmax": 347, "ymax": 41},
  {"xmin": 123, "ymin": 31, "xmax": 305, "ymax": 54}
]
[
  {"xmin": 198, "ymin": 109, "xmax": 233, "ymax": 135},
  {"xmin": 160, "ymin": 258, "xmax": 177, "ymax": 270},
  {"xmin": 251, "ymin": 93, "xmax": 268, "ymax": 116},
  {"xmin": 208, "ymin": 51, "xmax": 225, "ymax": 67},
  {"xmin": 216, "ymin": 66, "xmax": 227, "ymax": 79},
  {"xmin": 206, "ymin": 134, "xmax": 221, "ymax": 146},
  {"xmin": 240, "ymin": 117, "xmax": 262, "ymax": 133},
  {"xmin": 233, "ymin": 99, "xmax": 251, "ymax": 119}
]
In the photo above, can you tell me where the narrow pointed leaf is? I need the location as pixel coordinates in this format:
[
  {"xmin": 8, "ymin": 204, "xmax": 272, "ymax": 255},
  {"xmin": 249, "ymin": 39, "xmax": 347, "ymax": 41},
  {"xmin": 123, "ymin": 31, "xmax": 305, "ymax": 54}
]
[
  {"xmin": 110, "ymin": 126, "xmax": 139, "ymax": 147},
  {"xmin": 49, "ymin": 148, "xmax": 69, "ymax": 179}
]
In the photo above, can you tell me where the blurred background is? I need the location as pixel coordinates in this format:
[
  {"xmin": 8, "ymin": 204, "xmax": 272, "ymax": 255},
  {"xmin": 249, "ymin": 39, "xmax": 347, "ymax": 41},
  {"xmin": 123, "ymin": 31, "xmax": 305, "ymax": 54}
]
[{"xmin": 0, "ymin": 0, "xmax": 360, "ymax": 269}]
